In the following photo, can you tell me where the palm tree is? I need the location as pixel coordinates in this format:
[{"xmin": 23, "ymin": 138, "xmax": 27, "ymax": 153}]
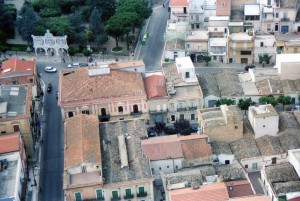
[{"xmin": 258, "ymin": 54, "xmax": 272, "ymax": 67}]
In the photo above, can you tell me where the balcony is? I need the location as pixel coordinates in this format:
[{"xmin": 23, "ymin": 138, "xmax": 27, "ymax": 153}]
[
  {"xmin": 111, "ymin": 197, "xmax": 121, "ymax": 201},
  {"xmin": 137, "ymin": 192, "xmax": 148, "ymax": 197},
  {"xmin": 130, "ymin": 111, "xmax": 143, "ymax": 115},
  {"xmin": 149, "ymin": 109, "xmax": 168, "ymax": 114},
  {"xmin": 189, "ymin": 106, "xmax": 197, "ymax": 110},
  {"xmin": 281, "ymin": 18, "xmax": 290, "ymax": 22},
  {"xmin": 124, "ymin": 194, "xmax": 134, "ymax": 199},
  {"xmin": 98, "ymin": 114, "xmax": 110, "ymax": 119},
  {"xmin": 177, "ymin": 107, "xmax": 186, "ymax": 112},
  {"xmin": 84, "ymin": 198, "xmax": 104, "ymax": 201}
]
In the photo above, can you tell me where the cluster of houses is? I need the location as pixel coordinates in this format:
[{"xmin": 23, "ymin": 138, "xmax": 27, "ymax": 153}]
[
  {"xmin": 0, "ymin": 57, "xmax": 41, "ymax": 201},
  {"xmin": 165, "ymin": 0, "xmax": 300, "ymax": 64}
]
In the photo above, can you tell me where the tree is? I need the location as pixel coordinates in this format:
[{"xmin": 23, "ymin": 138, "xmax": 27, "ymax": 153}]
[
  {"xmin": 105, "ymin": 13, "xmax": 127, "ymax": 48},
  {"xmin": 17, "ymin": 2, "xmax": 38, "ymax": 45},
  {"xmin": 89, "ymin": 7, "xmax": 104, "ymax": 37},
  {"xmin": 154, "ymin": 122, "xmax": 166, "ymax": 135},
  {"xmin": 238, "ymin": 98, "xmax": 256, "ymax": 115},
  {"xmin": 0, "ymin": 0, "xmax": 16, "ymax": 38},
  {"xmin": 277, "ymin": 95, "xmax": 291, "ymax": 110},
  {"xmin": 85, "ymin": 0, "xmax": 116, "ymax": 21},
  {"xmin": 82, "ymin": 48, "xmax": 92, "ymax": 61},
  {"xmin": 203, "ymin": 56, "xmax": 211, "ymax": 66},
  {"xmin": 215, "ymin": 98, "xmax": 234, "ymax": 107},
  {"xmin": 36, "ymin": 17, "xmax": 75, "ymax": 37},
  {"xmin": 258, "ymin": 96, "xmax": 277, "ymax": 106},
  {"xmin": 258, "ymin": 54, "xmax": 272, "ymax": 66},
  {"xmin": 68, "ymin": 47, "xmax": 79, "ymax": 60},
  {"xmin": 174, "ymin": 119, "xmax": 191, "ymax": 135}
]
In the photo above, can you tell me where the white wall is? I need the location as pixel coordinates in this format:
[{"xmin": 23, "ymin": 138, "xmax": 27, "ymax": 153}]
[
  {"xmin": 288, "ymin": 149, "xmax": 300, "ymax": 178},
  {"xmin": 204, "ymin": 95, "xmax": 220, "ymax": 108},
  {"xmin": 218, "ymin": 154, "xmax": 235, "ymax": 164},
  {"xmin": 164, "ymin": 50, "xmax": 186, "ymax": 60},
  {"xmin": 241, "ymin": 154, "xmax": 286, "ymax": 172},
  {"xmin": 261, "ymin": 167, "xmax": 277, "ymax": 201},
  {"xmin": 150, "ymin": 158, "xmax": 182, "ymax": 175}
]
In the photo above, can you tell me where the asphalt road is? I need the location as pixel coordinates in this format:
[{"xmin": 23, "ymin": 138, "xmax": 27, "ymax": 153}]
[
  {"xmin": 139, "ymin": 1, "xmax": 169, "ymax": 71},
  {"xmin": 38, "ymin": 62, "xmax": 67, "ymax": 201}
]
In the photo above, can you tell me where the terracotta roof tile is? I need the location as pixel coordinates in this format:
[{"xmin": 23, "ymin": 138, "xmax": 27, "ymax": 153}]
[
  {"xmin": 179, "ymin": 135, "xmax": 212, "ymax": 160},
  {"xmin": 170, "ymin": 182, "xmax": 229, "ymax": 201},
  {"xmin": 64, "ymin": 114, "xmax": 101, "ymax": 169},
  {"xmin": 0, "ymin": 132, "xmax": 20, "ymax": 154},
  {"xmin": 229, "ymin": 195, "xmax": 270, "ymax": 201},
  {"xmin": 141, "ymin": 135, "xmax": 184, "ymax": 160},
  {"xmin": 216, "ymin": 0, "xmax": 231, "ymax": 16},
  {"xmin": 108, "ymin": 60, "xmax": 145, "ymax": 70},
  {"xmin": 144, "ymin": 75, "xmax": 168, "ymax": 99},
  {"xmin": 170, "ymin": 0, "xmax": 189, "ymax": 7},
  {"xmin": 59, "ymin": 68, "xmax": 146, "ymax": 102},
  {"xmin": 1, "ymin": 57, "xmax": 35, "ymax": 76},
  {"xmin": 225, "ymin": 180, "xmax": 254, "ymax": 198}
]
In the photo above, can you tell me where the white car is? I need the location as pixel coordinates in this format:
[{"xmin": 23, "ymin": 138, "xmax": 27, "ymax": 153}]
[
  {"xmin": 67, "ymin": 63, "xmax": 80, "ymax": 68},
  {"xmin": 44, "ymin": 66, "xmax": 57, "ymax": 73}
]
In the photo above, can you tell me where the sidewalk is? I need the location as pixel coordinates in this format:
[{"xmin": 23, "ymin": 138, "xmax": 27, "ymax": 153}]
[{"xmin": 193, "ymin": 62, "xmax": 274, "ymax": 69}]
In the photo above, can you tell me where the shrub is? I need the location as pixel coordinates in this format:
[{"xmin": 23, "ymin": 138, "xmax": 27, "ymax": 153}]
[{"xmin": 39, "ymin": 7, "xmax": 61, "ymax": 17}]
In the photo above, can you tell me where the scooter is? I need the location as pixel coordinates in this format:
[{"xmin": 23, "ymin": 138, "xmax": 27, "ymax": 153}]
[{"xmin": 47, "ymin": 83, "xmax": 52, "ymax": 92}]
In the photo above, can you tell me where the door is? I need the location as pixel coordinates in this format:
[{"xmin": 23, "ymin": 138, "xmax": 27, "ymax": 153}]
[
  {"xmin": 298, "ymin": 26, "xmax": 300, "ymax": 32},
  {"xmin": 292, "ymin": 97, "xmax": 296, "ymax": 104},
  {"xmin": 275, "ymin": 24, "xmax": 279, "ymax": 31},
  {"xmin": 155, "ymin": 114, "xmax": 163, "ymax": 122},
  {"xmin": 13, "ymin": 125, "xmax": 20, "ymax": 132},
  {"xmin": 281, "ymin": 26, "xmax": 289, "ymax": 33},
  {"xmin": 241, "ymin": 58, "xmax": 248, "ymax": 63},
  {"xmin": 252, "ymin": 163, "xmax": 258, "ymax": 170},
  {"xmin": 208, "ymin": 100, "xmax": 217, "ymax": 107},
  {"xmin": 272, "ymin": 157, "xmax": 277, "ymax": 164}
]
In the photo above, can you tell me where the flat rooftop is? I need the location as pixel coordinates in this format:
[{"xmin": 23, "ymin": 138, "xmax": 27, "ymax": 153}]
[
  {"xmin": 170, "ymin": 84, "xmax": 202, "ymax": 99},
  {"xmin": 249, "ymin": 105, "xmax": 278, "ymax": 118},
  {"xmin": 0, "ymin": 160, "xmax": 18, "ymax": 199},
  {"xmin": 99, "ymin": 119, "xmax": 152, "ymax": 184}
]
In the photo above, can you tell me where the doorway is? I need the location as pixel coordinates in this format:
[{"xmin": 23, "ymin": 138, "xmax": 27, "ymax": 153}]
[{"xmin": 241, "ymin": 58, "xmax": 248, "ymax": 63}]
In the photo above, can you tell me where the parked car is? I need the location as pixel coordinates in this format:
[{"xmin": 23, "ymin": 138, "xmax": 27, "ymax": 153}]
[
  {"xmin": 79, "ymin": 63, "xmax": 88, "ymax": 67},
  {"xmin": 67, "ymin": 63, "xmax": 80, "ymax": 68},
  {"xmin": 147, "ymin": 130, "xmax": 157, "ymax": 137},
  {"xmin": 164, "ymin": 127, "xmax": 177, "ymax": 135},
  {"xmin": 190, "ymin": 126, "xmax": 198, "ymax": 133},
  {"xmin": 44, "ymin": 66, "xmax": 57, "ymax": 73}
]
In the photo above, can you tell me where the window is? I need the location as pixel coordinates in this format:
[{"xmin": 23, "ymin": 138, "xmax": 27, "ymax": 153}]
[
  {"xmin": 180, "ymin": 114, "xmax": 184, "ymax": 120},
  {"xmin": 133, "ymin": 105, "xmax": 139, "ymax": 113},
  {"xmin": 198, "ymin": 43, "xmax": 202, "ymax": 50},
  {"xmin": 263, "ymin": 125, "xmax": 265, "ymax": 128},
  {"xmin": 225, "ymin": 160, "xmax": 230, "ymax": 164},
  {"xmin": 214, "ymin": 28, "xmax": 218, "ymax": 31},
  {"xmin": 159, "ymin": 167, "xmax": 161, "ymax": 170},
  {"xmin": 185, "ymin": 72, "xmax": 190, "ymax": 78},
  {"xmin": 241, "ymin": 51, "xmax": 251, "ymax": 55},
  {"xmin": 125, "ymin": 189, "xmax": 132, "ymax": 197},
  {"xmin": 294, "ymin": 48, "xmax": 298, "ymax": 53},
  {"xmin": 267, "ymin": 0, "xmax": 271, "ymax": 5},
  {"xmin": 252, "ymin": 163, "xmax": 258, "ymax": 170},
  {"xmin": 176, "ymin": 165, "xmax": 178, "ymax": 169},
  {"xmin": 235, "ymin": 126, "xmax": 238, "ymax": 129},
  {"xmin": 170, "ymin": 103, "xmax": 174, "ymax": 109},
  {"xmin": 118, "ymin": 106, "xmax": 123, "ymax": 113},
  {"xmin": 30, "ymin": 79, "xmax": 33, "ymax": 83},
  {"xmin": 12, "ymin": 80, "xmax": 18, "ymax": 85},
  {"xmin": 13, "ymin": 125, "xmax": 20, "ymax": 132},
  {"xmin": 112, "ymin": 190, "xmax": 119, "ymax": 199},
  {"xmin": 213, "ymin": 56, "xmax": 217, "ymax": 60},
  {"xmin": 96, "ymin": 189, "xmax": 104, "ymax": 200},
  {"xmin": 1, "ymin": 131, "xmax": 6, "ymax": 134},
  {"xmin": 245, "ymin": 164, "xmax": 248, "ymax": 168},
  {"xmin": 138, "ymin": 186, "xmax": 145, "ymax": 194},
  {"xmin": 272, "ymin": 157, "xmax": 277, "ymax": 164},
  {"xmin": 178, "ymin": 102, "xmax": 185, "ymax": 109},
  {"xmin": 186, "ymin": 44, "xmax": 190, "ymax": 49},
  {"xmin": 191, "ymin": 114, "xmax": 195, "ymax": 120},
  {"xmin": 167, "ymin": 166, "xmax": 169, "ymax": 168},
  {"xmin": 171, "ymin": 115, "xmax": 175, "ymax": 121},
  {"xmin": 275, "ymin": 13, "xmax": 279, "ymax": 18},
  {"xmin": 82, "ymin": 110, "xmax": 89, "ymax": 114},
  {"xmin": 101, "ymin": 108, "xmax": 107, "ymax": 116},
  {"xmin": 74, "ymin": 192, "xmax": 82, "ymax": 201},
  {"xmin": 260, "ymin": 42, "xmax": 264, "ymax": 47},
  {"xmin": 151, "ymin": 168, "xmax": 154, "ymax": 173}
]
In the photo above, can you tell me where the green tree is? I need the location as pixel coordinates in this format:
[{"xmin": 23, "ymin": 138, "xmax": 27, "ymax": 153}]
[
  {"xmin": 258, "ymin": 96, "xmax": 277, "ymax": 106},
  {"xmin": 85, "ymin": 29, "xmax": 93, "ymax": 42},
  {"xmin": 89, "ymin": 7, "xmax": 104, "ymax": 37},
  {"xmin": 154, "ymin": 122, "xmax": 166, "ymax": 135},
  {"xmin": 68, "ymin": 47, "xmax": 79, "ymax": 60},
  {"xmin": 36, "ymin": 17, "xmax": 75, "ymax": 37},
  {"xmin": 277, "ymin": 95, "xmax": 291, "ymax": 110},
  {"xmin": 0, "ymin": 0, "xmax": 16, "ymax": 38},
  {"xmin": 17, "ymin": 2, "xmax": 38, "ymax": 45},
  {"xmin": 215, "ymin": 98, "xmax": 234, "ymax": 107},
  {"xmin": 203, "ymin": 56, "xmax": 211, "ymax": 66},
  {"xmin": 238, "ymin": 98, "xmax": 256, "ymax": 115},
  {"xmin": 105, "ymin": 13, "xmax": 127, "ymax": 48},
  {"xmin": 85, "ymin": 0, "xmax": 116, "ymax": 21},
  {"xmin": 82, "ymin": 48, "xmax": 92, "ymax": 61},
  {"xmin": 174, "ymin": 119, "xmax": 191, "ymax": 135},
  {"xmin": 258, "ymin": 54, "xmax": 272, "ymax": 65}
]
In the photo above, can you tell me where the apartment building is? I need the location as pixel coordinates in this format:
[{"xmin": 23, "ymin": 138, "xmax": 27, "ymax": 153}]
[{"xmin": 185, "ymin": 30, "xmax": 209, "ymax": 62}]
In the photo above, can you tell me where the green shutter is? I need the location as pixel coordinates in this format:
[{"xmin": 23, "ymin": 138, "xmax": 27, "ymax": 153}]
[
  {"xmin": 139, "ymin": 187, "xmax": 144, "ymax": 194},
  {"xmin": 96, "ymin": 189, "xmax": 103, "ymax": 199},
  {"xmin": 125, "ymin": 189, "xmax": 131, "ymax": 196},
  {"xmin": 74, "ymin": 192, "xmax": 82, "ymax": 201},
  {"xmin": 112, "ymin": 190, "xmax": 118, "ymax": 199}
]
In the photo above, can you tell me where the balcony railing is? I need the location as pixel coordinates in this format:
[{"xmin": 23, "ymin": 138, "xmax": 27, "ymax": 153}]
[
  {"xmin": 189, "ymin": 106, "xmax": 197, "ymax": 110},
  {"xmin": 177, "ymin": 107, "xmax": 186, "ymax": 112},
  {"xmin": 98, "ymin": 114, "xmax": 110, "ymax": 119},
  {"xmin": 124, "ymin": 194, "xmax": 134, "ymax": 199},
  {"xmin": 149, "ymin": 109, "xmax": 168, "ymax": 114},
  {"xmin": 281, "ymin": 18, "xmax": 290, "ymax": 21},
  {"xmin": 130, "ymin": 111, "xmax": 143, "ymax": 115},
  {"xmin": 111, "ymin": 197, "xmax": 121, "ymax": 201},
  {"xmin": 137, "ymin": 192, "xmax": 148, "ymax": 197}
]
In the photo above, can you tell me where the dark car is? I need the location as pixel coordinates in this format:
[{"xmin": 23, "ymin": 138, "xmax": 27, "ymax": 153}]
[
  {"xmin": 147, "ymin": 130, "xmax": 157, "ymax": 137},
  {"xmin": 164, "ymin": 127, "xmax": 177, "ymax": 135},
  {"xmin": 190, "ymin": 126, "xmax": 198, "ymax": 133}
]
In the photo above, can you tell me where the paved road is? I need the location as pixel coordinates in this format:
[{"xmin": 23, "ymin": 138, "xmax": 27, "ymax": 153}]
[
  {"xmin": 138, "ymin": 1, "xmax": 169, "ymax": 71},
  {"xmin": 38, "ymin": 62, "xmax": 67, "ymax": 201},
  {"xmin": 248, "ymin": 172, "xmax": 265, "ymax": 195}
]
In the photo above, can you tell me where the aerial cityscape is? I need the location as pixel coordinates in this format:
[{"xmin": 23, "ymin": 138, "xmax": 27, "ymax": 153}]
[{"xmin": 2, "ymin": 0, "xmax": 300, "ymax": 201}]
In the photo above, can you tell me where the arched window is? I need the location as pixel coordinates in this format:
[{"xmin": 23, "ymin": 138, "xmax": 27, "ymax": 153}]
[
  {"xmin": 118, "ymin": 106, "xmax": 123, "ymax": 113},
  {"xmin": 101, "ymin": 108, "xmax": 107, "ymax": 116},
  {"xmin": 68, "ymin": 111, "xmax": 74, "ymax": 118},
  {"xmin": 133, "ymin": 105, "xmax": 139, "ymax": 113},
  {"xmin": 82, "ymin": 110, "xmax": 90, "ymax": 114}
]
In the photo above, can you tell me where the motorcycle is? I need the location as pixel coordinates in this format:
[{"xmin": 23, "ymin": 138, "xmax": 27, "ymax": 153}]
[{"xmin": 47, "ymin": 83, "xmax": 52, "ymax": 92}]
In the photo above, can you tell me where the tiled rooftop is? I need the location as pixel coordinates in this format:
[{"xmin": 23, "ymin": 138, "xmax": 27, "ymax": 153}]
[
  {"xmin": 59, "ymin": 67, "xmax": 146, "ymax": 103},
  {"xmin": 170, "ymin": 0, "xmax": 189, "ymax": 7},
  {"xmin": 163, "ymin": 168, "xmax": 203, "ymax": 185},
  {"xmin": 215, "ymin": 163, "xmax": 246, "ymax": 181},
  {"xmin": 165, "ymin": 38, "xmax": 185, "ymax": 51},
  {"xmin": 0, "ymin": 57, "xmax": 35, "ymax": 78},
  {"xmin": 162, "ymin": 63, "xmax": 183, "ymax": 85},
  {"xmin": 280, "ymin": 0, "xmax": 298, "ymax": 8},
  {"xmin": 230, "ymin": 139, "xmax": 261, "ymax": 160},
  {"xmin": 278, "ymin": 131, "xmax": 300, "ymax": 152},
  {"xmin": 211, "ymin": 141, "xmax": 233, "ymax": 155},
  {"xmin": 144, "ymin": 75, "xmax": 168, "ymax": 99},
  {"xmin": 108, "ymin": 60, "xmax": 145, "ymax": 70},
  {"xmin": 225, "ymin": 180, "xmax": 254, "ymax": 198},
  {"xmin": 0, "ymin": 133, "xmax": 20, "ymax": 154},
  {"xmin": 99, "ymin": 119, "xmax": 152, "ymax": 184},
  {"xmin": 279, "ymin": 112, "xmax": 300, "ymax": 132},
  {"xmin": 216, "ymin": 0, "xmax": 231, "ymax": 16},
  {"xmin": 275, "ymin": 32, "xmax": 300, "ymax": 41},
  {"xmin": 64, "ymin": 114, "xmax": 101, "ymax": 169},
  {"xmin": 256, "ymin": 135, "xmax": 284, "ymax": 156}
]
